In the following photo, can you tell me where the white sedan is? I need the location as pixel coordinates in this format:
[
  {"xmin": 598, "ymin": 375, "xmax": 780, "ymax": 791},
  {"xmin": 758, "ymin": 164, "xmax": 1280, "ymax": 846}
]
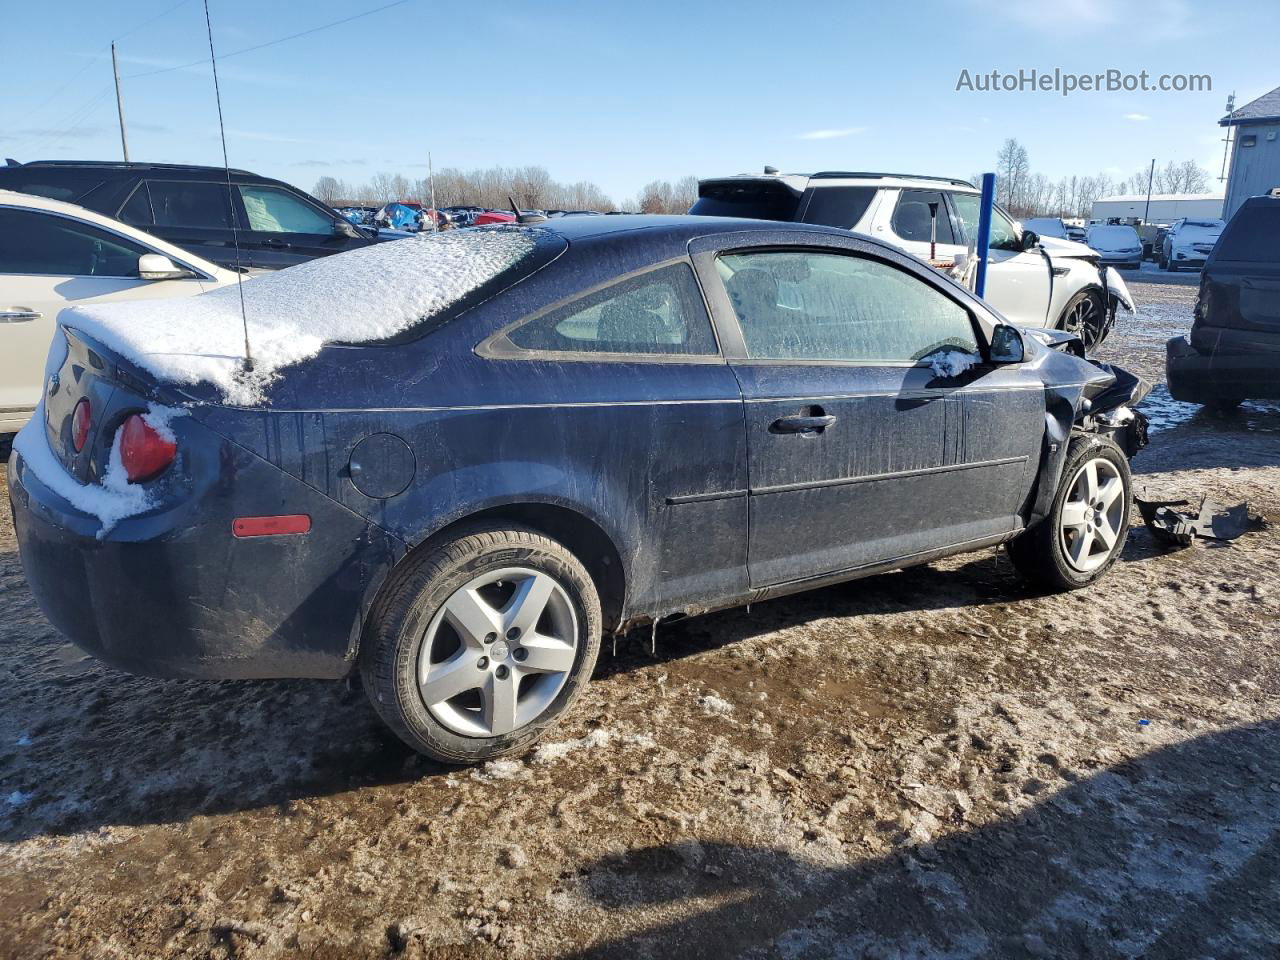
[{"xmin": 1, "ymin": 190, "xmax": 242, "ymax": 434}]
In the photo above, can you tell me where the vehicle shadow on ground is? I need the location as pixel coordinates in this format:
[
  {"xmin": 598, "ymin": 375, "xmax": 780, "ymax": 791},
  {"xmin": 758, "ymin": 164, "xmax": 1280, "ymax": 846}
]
[
  {"xmin": 566, "ymin": 719, "xmax": 1280, "ymax": 959},
  {"xmin": 0, "ymin": 533, "xmax": 1168, "ymax": 845},
  {"xmin": 1137, "ymin": 391, "xmax": 1280, "ymax": 475}
]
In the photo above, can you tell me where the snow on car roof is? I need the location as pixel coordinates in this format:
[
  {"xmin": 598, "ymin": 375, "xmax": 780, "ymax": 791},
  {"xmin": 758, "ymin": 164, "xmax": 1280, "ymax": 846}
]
[{"xmin": 61, "ymin": 227, "xmax": 539, "ymax": 405}]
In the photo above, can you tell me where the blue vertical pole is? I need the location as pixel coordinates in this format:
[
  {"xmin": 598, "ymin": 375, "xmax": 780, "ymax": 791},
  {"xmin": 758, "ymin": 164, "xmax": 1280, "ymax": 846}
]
[{"xmin": 975, "ymin": 172, "xmax": 996, "ymax": 299}]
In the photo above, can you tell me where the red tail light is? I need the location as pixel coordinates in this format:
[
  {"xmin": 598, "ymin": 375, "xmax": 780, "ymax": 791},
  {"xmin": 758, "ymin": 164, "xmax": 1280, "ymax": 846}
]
[
  {"xmin": 118, "ymin": 414, "xmax": 177, "ymax": 484},
  {"xmin": 72, "ymin": 398, "xmax": 91, "ymax": 452}
]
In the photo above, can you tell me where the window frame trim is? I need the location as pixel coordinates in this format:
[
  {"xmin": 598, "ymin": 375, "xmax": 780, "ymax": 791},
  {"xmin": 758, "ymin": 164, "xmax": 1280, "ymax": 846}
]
[
  {"xmin": 475, "ymin": 256, "xmax": 727, "ymax": 365},
  {"xmin": 702, "ymin": 242, "xmax": 990, "ymax": 368},
  {"xmin": 0, "ymin": 203, "xmax": 218, "ymax": 281}
]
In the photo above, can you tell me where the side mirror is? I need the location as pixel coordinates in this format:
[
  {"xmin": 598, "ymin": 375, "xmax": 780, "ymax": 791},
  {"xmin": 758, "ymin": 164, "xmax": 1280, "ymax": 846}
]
[
  {"xmin": 333, "ymin": 219, "xmax": 361, "ymax": 238},
  {"xmin": 1021, "ymin": 230, "xmax": 1040, "ymax": 251},
  {"xmin": 989, "ymin": 324, "xmax": 1025, "ymax": 364},
  {"xmin": 138, "ymin": 253, "xmax": 194, "ymax": 281}
]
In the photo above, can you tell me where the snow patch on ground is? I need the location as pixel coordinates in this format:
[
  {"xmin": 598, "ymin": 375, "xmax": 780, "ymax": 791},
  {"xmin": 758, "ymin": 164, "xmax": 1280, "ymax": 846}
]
[
  {"xmin": 699, "ymin": 693, "xmax": 735, "ymax": 716},
  {"xmin": 531, "ymin": 728, "xmax": 612, "ymax": 764},
  {"xmin": 61, "ymin": 229, "xmax": 538, "ymax": 405}
]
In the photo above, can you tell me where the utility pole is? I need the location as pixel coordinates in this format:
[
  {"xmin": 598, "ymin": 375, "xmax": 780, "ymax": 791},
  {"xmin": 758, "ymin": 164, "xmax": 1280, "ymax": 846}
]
[
  {"xmin": 427, "ymin": 151, "xmax": 438, "ymax": 232},
  {"xmin": 111, "ymin": 42, "xmax": 130, "ymax": 162},
  {"xmin": 1220, "ymin": 92, "xmax": 1236, "ymax": 182},
  {"xmin": 1142, "ymin": 158, "xmax": 1155, "ymax": 223}
]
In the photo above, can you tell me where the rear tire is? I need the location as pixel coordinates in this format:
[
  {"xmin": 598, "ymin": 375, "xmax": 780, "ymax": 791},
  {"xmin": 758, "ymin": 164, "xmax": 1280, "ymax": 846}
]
[
  {"xmin": 360, "ymin": 525, "xmax": 602, "ymax": 764},
  {"xmin": 1007, "ymin": 435, "xmax": 1132, "ymax": 592}
]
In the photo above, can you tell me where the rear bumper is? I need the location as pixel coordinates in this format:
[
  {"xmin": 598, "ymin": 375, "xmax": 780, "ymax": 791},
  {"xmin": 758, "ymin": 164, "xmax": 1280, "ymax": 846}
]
[
  {"xmin": 1166, "ymin": 336, "xmax": 1280, "ymax": 403},
  {"xmin": 7, "ymin": 438, "xmax": 404, "ymax": 680}
]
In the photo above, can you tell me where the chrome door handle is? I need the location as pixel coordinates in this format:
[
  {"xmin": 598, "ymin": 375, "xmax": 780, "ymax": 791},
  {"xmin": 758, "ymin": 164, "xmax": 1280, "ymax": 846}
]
[{"xmin": 0, "ymin": 308, "xmax": 41, "ymax": 323}]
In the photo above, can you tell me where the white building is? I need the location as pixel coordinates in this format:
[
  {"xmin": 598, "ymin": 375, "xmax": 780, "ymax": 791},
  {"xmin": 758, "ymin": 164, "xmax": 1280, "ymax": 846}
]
[{"xmin": 1090, "ymin": 193, "xmax": 1224, "ymax": 224}]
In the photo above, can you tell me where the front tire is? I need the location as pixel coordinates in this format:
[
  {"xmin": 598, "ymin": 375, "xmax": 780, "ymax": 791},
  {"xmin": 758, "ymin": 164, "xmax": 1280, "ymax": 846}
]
[
  {"xmin": 1058, "ymin": 289, "xmax": 1107, "ymax": 351},
  {"xmin": 360, "ymin": 525, "xmax": 602, "ymax": 764},
  {"xmin": 1007, "ymin": 436, "xmax": 1132, "ymax": 591}
]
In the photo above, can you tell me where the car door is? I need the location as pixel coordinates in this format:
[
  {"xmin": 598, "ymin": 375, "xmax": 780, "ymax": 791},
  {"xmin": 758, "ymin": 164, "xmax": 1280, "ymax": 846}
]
[
  {"xmin": 692, "ymin": 231, "xmax": 1041, "ymax": 589},
  {"xmin": 0, "ymin": 205, "xmax": 216, "ymax": 418},
  {"xmin": 233, "ymin": 183, "xmax": 363, "ymax": 267},
  {"xmin": 123, "ymin": 179, "xmax": 257, "ymax": 268},
  {"xmin": 949, "ymin": 192, "xmax": 1053, "ymax": 327}
]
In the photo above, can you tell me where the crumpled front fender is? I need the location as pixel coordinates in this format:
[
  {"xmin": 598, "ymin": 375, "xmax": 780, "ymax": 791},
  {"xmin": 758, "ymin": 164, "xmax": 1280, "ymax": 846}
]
[{"xmin": 1103, "ymin": 267, "xmax": 1136, "ymax": 313}]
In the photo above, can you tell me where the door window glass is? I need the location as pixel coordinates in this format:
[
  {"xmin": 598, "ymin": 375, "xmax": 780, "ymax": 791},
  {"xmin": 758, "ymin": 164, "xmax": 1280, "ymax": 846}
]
[
  {"xmin": 238, "ymin": 185, "xmax": 334, "ymax": 233},
  {"xmin": 801, "ymin": 186, "xmax": 877, "ymax": 230},
  {"xmin": 891, "ymin": 190, "xmax": 956, "ymax": 244},
  {"xmin": 118, "ymin": 184, "xmax": 153, "ymax": 225},
  {"xmin": 717, "ymin": 250, "xmax": 977, "ymax": 362},
  {"xmin": 0, "ymin": 208, "xmax": 150, "ymax": 277},
  {"xmin": 950, "ymin": 193, "xmax": 1021, "ymax": 251},
  {"xmin": 147, "ymin": 181, "xmax": 235, "ymax": 229},
  {"xmin": 508, "ymin": 263, "xmax": 718, "ymax": 356}
]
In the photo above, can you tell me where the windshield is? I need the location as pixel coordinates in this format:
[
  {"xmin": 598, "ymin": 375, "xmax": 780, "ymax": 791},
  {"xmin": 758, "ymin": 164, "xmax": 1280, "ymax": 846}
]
[
  {"xmin": 1214, "ymin": 203, "xmax": 1280, "ymax": 264},
  {"xmin": 1088, "ymin": 226, "xmax": 1140, "ymax": 249}
]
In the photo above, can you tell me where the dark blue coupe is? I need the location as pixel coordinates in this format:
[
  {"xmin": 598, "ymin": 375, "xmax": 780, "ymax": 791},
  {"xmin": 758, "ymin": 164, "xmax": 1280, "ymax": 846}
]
[{"xmin": 8, "ymin": 216, "xmax": 1148, "ymax": 763}]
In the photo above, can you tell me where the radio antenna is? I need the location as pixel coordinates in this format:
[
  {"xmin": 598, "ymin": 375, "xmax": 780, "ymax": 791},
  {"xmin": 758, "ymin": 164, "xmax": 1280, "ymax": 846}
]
[{"xmin": 202, "ymin": 0, "xmax": 253, "ymax": 372}]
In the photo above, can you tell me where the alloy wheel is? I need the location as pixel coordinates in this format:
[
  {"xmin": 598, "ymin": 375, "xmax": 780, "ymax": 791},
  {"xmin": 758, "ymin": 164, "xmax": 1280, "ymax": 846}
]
[
  {"xmin": 1058, "ymin": 457, "xmax": 1126, "ymax": 573},
  {"xmin": 417, "ymin": 567, "xmax": 578, "ymax": 737},
  {"xmin": 1063, "ymin": 295, "xmax": 1103, "ymax": 350}
]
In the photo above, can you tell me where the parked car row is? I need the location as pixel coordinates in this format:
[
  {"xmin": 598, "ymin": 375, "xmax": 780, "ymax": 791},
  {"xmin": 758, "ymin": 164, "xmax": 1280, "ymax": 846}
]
[{"xmin": 689, "ymin": 170, "xmax": 1136, "ymax": 349}]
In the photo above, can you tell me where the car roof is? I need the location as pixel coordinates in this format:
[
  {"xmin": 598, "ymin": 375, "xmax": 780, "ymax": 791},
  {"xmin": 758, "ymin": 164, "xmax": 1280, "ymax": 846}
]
[
  {"xmin": 700, "ymin": 171, "xmax": 977, "ymax": 193},
  {"xmin": 9, "ymin": 159, "xmax": 256, "ymax": 177},
  {"xmin": 535, "ymin": 212, "xmax": 857, "ymax": 245}
]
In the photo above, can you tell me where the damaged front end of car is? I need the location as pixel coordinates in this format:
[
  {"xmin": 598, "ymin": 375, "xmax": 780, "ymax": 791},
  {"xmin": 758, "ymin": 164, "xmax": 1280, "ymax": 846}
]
[{"xmin": 1023, "ymin": 327, "xmax": 1152, "ymax": 525}]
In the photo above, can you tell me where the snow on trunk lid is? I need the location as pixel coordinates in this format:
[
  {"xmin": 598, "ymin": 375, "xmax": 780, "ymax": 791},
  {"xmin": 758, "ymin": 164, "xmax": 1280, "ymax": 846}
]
[{"xmin": 58, "ymin": 227, "xmax": 541, "ymax": 406}]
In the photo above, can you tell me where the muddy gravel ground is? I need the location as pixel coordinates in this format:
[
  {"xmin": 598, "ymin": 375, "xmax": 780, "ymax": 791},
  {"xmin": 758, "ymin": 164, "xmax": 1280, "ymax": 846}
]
[{"xmin": 4, "ymin": 268, "xmax": 1280, "ymax": 959}]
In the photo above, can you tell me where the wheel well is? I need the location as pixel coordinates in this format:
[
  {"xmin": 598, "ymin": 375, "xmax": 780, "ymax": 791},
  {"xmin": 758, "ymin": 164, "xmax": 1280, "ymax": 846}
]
[{"xmin": 403, "ymin": 504, "xmax": 627, "ymax": 631}]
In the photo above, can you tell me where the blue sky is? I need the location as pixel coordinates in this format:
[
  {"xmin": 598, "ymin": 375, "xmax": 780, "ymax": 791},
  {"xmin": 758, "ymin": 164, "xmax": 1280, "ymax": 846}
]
[{"xmin": 4, "ymin": 0, "xmax": 1277, "ymax": 204}]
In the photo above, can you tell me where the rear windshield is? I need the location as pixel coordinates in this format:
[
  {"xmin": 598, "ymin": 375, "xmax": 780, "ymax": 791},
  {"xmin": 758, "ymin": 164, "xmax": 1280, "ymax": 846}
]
[
  {"xmin": 1214, "ymin": 203, "xmax": 1280, "ymax": 264},
  {"xmin": 690, "ymin": 180, "xmax": 802, "ymax": 222}
]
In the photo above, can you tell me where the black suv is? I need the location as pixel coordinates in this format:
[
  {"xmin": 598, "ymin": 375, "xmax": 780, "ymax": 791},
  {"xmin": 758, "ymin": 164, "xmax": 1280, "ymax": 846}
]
[
  {"xmin": 1166, "ymin": 194, "xmax": 1280, "ymax": 409},
  {"xmin": 0, "ymin": 160, "xmax": 394, "ymax": 270}
]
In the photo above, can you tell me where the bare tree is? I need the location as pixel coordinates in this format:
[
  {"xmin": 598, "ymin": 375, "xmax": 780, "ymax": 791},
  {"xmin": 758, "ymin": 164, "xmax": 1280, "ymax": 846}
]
[
  {"xmin": 995, "ymin": 138, "xmax": 1030, "ymax": 214},
  {"xmin": 312, "ymin": 176, "xmax": 342, "ymax": 205},
  {"xmin": 1154, "ymin": 160, "xmax": 1211, "ymax": 195}
]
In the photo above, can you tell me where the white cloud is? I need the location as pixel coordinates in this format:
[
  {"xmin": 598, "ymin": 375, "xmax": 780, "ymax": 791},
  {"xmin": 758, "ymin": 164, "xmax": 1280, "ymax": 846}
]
[
  {"xmin": 797, "ymin": 127, "xmax": 866, "ymax": 140},
  {"xmin": 1123, "ymin": 113, "xmax": 1150, "ymax": 121}
]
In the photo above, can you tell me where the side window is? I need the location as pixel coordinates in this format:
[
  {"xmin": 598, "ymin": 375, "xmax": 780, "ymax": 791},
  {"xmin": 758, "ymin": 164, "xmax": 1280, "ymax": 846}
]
[
  {"xmin": 507, "ymin": 263, "xmax": 718, "ymax": 356},
  {"xmin": 0, "ymin": 208, "xmax": 150, "ymax": 277},
  {"xmin": 238, "ymin": 185, "xmax": 335, "ymax": 233},
  {"xmin": 891, "ymin": 190, "xmax": 956, "ymax": 245},
  {"xmin": 118, "ymin": 183, "xmax": 153, "ymax": 225},
  {"xmin": 801, "ymin": 186, "xmax": 877, "ymax": 230},
  {"xmin": 950, "ymin": 193, "xmax": 1021, "ymax": 251},
  {"xmin": 717, "ymin": 250, "xmax": 978, "ymax": 363},
  {"xmin": 148, "ymin": 181, "xmax": 234, "ymax": 229}
]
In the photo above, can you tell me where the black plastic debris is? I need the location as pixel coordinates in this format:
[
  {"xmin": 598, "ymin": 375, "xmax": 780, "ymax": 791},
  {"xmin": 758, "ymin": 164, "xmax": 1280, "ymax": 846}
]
[{"xmin": 1135, "ymin": 497, "xmax": 1268, "ymax": 547}]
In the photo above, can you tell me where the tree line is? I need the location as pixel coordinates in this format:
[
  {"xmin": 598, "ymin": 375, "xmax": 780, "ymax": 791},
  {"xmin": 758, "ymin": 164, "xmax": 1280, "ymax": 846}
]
[
  {"xmin": 990, "ymin": 138, "xmax": 1215, "ymax": 220},
  {"xmin": 312, "ymin": 167, "xmax": 699, "ymax": 214}
]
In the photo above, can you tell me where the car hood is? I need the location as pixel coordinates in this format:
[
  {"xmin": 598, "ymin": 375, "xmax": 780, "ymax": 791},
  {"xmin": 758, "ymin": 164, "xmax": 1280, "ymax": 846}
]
[{"xmin": 1038, "ymin": 236, "xmax": 1100, "ymax": 259}]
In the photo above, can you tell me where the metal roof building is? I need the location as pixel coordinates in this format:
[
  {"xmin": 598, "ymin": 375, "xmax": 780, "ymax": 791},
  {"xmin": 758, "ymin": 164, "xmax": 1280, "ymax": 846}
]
[
  {"xmin": 1221, "ymin": 85, "xmax": 1280, "ymax": 221},
  {"xmin": 1090, "ymin": 193, "xmax": 1223, "ymax": 223}
]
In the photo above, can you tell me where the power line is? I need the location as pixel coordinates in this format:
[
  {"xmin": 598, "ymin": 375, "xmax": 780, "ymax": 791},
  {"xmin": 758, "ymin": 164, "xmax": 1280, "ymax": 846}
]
[
  {"xmin": 124, "ymin": 0, "xmax": 413, "ymax": 79},
  {"xmin": 112, "ymin": 0, "xmax": 196, "ymax": 43}
]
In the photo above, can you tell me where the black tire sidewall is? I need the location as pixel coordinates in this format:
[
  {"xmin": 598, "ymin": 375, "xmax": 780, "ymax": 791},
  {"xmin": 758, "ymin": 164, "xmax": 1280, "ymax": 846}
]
[
  {"xmin": 367, "ymin": 530, "xmax": 601, "ymax": 763},
  {"xmin": 1044, "ymin": 437, "xmax": 1132, "ymax": 588}
]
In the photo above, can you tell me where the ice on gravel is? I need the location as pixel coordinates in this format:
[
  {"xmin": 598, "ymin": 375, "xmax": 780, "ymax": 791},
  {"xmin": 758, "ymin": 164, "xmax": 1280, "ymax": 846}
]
[{"xmin": 60, "ymin": 228, "xmax": 538, "ymax": 405}]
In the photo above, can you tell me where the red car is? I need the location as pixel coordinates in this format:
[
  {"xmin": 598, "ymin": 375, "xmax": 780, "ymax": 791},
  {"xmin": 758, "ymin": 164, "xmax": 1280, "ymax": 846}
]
[{"xmin": 472, "ymin": 210, "xmax": 517, "ymax": 226}]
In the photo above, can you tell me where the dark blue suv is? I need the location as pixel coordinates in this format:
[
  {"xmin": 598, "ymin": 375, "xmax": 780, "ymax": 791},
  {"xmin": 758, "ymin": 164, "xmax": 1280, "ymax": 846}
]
[{"xmin": 7, "ymin": 217, "xmax": 1148, "ymax": 763}]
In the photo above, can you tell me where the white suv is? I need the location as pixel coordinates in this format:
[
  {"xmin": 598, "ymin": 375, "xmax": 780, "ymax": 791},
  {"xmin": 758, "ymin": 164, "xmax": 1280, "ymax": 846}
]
[
  {"xmin": 0, "ymin": 190, "xmax": 242, "ymax": 434},
  {"xmin": 691, "ymin": 171, "xmax": 1135, "ymax": 349}
]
